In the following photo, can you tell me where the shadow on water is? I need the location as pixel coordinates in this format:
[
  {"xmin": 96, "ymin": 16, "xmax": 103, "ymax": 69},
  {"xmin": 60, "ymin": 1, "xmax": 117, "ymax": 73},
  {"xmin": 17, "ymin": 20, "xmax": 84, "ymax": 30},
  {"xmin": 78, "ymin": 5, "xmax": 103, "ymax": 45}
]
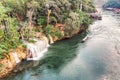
[{"xmin": 40, "ymin": 32, "xmax": 87, "ymax": 70}]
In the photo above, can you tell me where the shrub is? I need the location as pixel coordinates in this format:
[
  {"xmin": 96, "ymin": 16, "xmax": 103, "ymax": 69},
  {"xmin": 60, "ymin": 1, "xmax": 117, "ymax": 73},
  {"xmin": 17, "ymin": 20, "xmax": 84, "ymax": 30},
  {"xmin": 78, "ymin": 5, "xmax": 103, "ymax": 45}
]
[
  {"xmin": 55, "ymin": 30, "xmax": 62, "ymax": 38},
  {"xmin": 44, "ymin": 25, "xmax": 53, "ymax": 36},
  {"xmin": 37, "ymin": 17, "xmax": 46, "ymax": 26}
]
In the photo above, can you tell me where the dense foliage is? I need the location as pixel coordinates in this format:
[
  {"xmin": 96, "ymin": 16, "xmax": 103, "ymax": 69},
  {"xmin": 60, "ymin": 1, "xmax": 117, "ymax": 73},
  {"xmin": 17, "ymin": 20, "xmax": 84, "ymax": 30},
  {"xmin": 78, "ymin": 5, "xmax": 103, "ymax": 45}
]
[{"xmin": 0, "ymin": 0, "xmax": 95, "ymax": 59}]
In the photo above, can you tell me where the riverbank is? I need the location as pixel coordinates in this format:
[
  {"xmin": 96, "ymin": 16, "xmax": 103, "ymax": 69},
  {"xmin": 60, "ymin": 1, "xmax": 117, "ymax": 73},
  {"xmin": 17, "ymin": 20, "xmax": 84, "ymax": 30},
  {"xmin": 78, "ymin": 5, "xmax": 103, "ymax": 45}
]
[
  {"xmin": 0, "ymin": 24, "xmax": 88, "ymax": 79},
  {"xmin": 105, "ymin": 8, "xmax": 120, "ymax": 14},
  {"xmin": 3, "ymin": 11, "xmax": 120, "ymax": 80},
  {"xmin": 0, "ymin": 46, "xmax": 26, "ymax": 78},
  {"xmin": 0, "ymin": 0, "xmax": 96, "ymax": 79}
]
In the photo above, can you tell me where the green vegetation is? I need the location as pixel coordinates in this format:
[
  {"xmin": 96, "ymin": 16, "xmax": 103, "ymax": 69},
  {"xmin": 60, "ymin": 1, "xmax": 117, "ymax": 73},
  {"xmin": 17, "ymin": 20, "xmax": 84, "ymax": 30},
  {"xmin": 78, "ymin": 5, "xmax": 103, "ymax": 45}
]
[
  {"xmin": 44, "ymin": 24, "xmax": 62, "ymax": 38},
  {"xmin": 0, "ymin": 0, "xmax": 95, "ymax": 59}
]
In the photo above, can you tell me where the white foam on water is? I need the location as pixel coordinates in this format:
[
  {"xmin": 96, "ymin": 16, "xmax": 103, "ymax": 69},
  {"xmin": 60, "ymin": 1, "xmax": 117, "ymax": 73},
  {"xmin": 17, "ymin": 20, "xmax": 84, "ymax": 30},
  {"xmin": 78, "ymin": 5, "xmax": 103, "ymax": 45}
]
[
  {"xmin": 12, "ymin": 52, "xmax": 21, "ymax": 63},
  {"xmin": 27, "ymin": 48, "xmax": 48, "ymax": 60},
  {"xmin": 26, "ymin": 37, "xmax": 50, "ymax": 61}
]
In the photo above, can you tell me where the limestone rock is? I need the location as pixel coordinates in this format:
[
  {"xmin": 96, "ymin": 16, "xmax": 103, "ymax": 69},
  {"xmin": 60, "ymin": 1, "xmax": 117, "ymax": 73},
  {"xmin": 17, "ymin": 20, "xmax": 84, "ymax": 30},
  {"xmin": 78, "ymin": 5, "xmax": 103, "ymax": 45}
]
[{"xmin": 0, "ymin": 47, "xmax": 26, "ymax": 78}]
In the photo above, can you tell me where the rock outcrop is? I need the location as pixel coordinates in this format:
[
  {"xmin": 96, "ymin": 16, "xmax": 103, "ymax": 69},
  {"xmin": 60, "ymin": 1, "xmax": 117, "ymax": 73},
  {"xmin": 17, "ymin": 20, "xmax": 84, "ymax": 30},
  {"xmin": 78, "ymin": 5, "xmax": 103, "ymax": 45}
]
[
  {"xmin": 89, "ymin": 13, "xmax": 102, "ymax": 20},
  {"xmin": 0, "ymin": 35, "xmax": 50, "ymax": 78},
  {"xmin": 0, "ymin": 46, "xmax": 26, "ymax": 78}
]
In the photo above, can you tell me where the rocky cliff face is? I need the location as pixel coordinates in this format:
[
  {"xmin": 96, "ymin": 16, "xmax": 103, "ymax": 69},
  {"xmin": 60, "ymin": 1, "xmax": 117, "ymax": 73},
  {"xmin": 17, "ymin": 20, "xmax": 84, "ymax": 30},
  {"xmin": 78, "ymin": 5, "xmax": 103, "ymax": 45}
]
[
  {"xmin": 0, "ymin": 35, "xmax": 50, "ymax": 78},
  {"xmin": 0, "ymin": 46, "xmax": 26, "ymax": 78}
]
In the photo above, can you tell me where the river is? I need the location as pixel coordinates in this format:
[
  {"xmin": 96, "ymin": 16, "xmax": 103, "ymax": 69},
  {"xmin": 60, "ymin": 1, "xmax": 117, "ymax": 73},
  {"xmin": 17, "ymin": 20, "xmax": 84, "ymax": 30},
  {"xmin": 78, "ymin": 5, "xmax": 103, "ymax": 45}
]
[{"xmin": 4, "ymin": 11, "xmax": 120, "ymax": 80}]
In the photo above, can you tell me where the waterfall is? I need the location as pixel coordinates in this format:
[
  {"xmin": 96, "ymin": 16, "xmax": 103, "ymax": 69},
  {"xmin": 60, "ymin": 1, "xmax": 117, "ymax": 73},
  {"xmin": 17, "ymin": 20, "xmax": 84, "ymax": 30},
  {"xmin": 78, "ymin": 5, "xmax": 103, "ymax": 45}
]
[
  {"xmin": 26, "ymin": 37, "xmax": 49, "ymax": 60},
  {"xmin": 80, "ymin": 4, "xmax": 83, "ymax": 11},
  {"xmin": 48, "ymin": 35, "xmax": 54, "ymax": 44},
  {"xmin": 12, "ymin": 52, "xmax": 21, "ymax": 63}
]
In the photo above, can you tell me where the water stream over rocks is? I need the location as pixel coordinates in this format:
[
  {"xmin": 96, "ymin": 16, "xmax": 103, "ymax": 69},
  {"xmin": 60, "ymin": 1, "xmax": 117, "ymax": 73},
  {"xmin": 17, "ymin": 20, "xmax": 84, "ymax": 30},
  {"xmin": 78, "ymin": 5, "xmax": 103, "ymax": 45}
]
[
  {"xmin": 25, "ymin": 37, "xmax": 49, "ymax": 60},
  {"xmin": 3, "ymin": 11, "xmax": 120, "ymax": 80}
]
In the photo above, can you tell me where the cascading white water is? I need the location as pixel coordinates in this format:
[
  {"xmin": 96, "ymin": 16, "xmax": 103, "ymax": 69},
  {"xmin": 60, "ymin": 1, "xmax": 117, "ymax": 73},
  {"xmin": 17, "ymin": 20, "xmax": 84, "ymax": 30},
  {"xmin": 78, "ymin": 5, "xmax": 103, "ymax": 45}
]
[
  {"xmin": 12, "ymin": 52, "xmax": 21, "ymax": 63},
  {"xmin": 26, "ymin": 37, "xmax": 50, "ymax": 60},
  {"xmin": 48, "ymin": 35, "xmax": 54, "ymax": 44}
]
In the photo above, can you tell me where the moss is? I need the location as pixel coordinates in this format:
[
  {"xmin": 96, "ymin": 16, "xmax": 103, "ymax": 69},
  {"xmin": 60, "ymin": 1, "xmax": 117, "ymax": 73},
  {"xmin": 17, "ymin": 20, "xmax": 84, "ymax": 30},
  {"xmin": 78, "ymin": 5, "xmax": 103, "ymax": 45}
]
[
  {"xmin": 55, "ymin": 30, "xmax": 62, "ymax": 38},
  {"xmin": 22, "ymin": 44, "xmax": 27, "ymax": 49},
  {"xmin": 27, "ymin": 39, "xmax": 36, "ymax": 43}
]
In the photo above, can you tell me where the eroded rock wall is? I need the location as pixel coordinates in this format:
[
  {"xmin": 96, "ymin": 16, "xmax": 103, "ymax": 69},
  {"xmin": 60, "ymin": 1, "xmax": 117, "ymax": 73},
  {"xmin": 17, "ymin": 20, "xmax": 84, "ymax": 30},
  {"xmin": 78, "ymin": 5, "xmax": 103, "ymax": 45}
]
[{"xmin": 0, "ymin": 46, "xmax": 26, "ymax": 78}]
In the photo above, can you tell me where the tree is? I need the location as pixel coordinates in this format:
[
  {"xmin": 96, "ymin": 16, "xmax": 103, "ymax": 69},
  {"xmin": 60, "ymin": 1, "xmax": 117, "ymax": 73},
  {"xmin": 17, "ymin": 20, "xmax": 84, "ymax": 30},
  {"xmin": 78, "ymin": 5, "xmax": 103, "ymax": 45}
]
[
  {"xmin": 26, "ymin": 0, "xmax": 39, "ymax": 27},
  {"xmin": 3, "ymin": 0, "xmax": 28, "ymax": 21},
  {"xmin": 0, "ymin": 2, "xmax": 11, "ymax": 37}
]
